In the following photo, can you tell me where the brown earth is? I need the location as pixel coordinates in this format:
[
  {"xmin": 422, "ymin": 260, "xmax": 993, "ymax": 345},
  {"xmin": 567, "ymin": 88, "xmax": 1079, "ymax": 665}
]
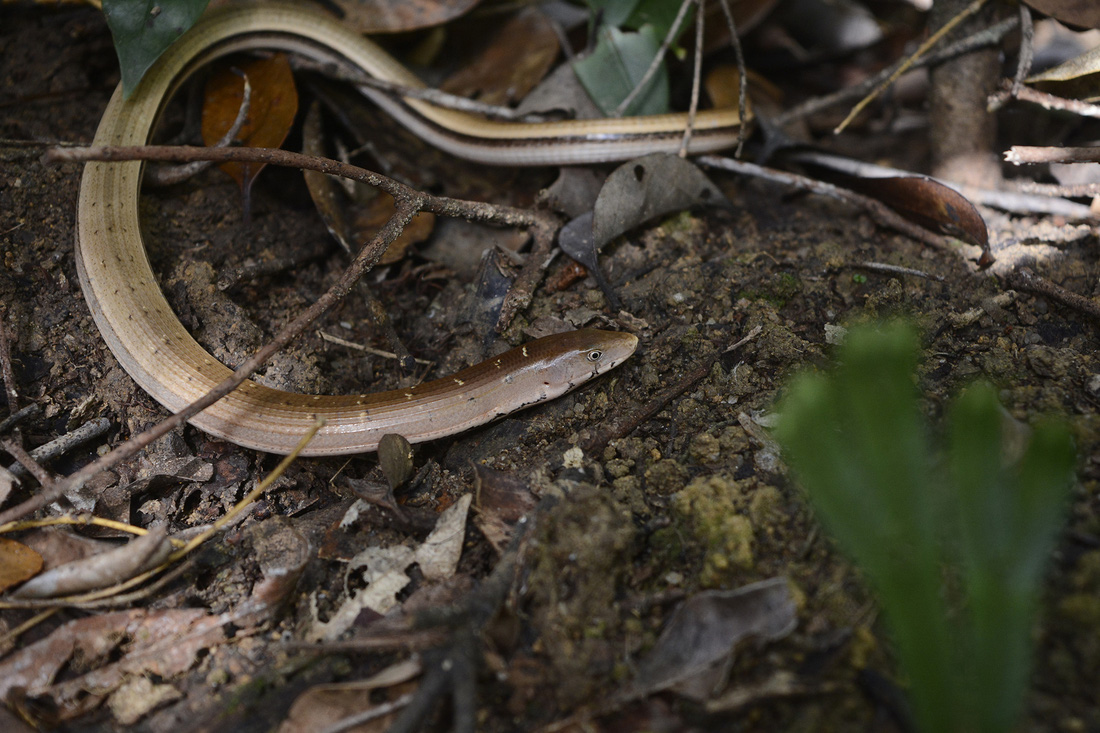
[{"xmin": 1, "ymin": 5, "xmax": 1098, "ymax": 732}]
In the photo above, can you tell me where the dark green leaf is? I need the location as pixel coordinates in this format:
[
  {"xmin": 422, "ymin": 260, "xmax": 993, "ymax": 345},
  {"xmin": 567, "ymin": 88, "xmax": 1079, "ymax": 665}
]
[
  {"xmin": 572, "ymin": 25, "xmax": 669, "ymax": 116},
  {"xmin": 103, "ymin": 0, "xmax": 210, "ymax": 98}
]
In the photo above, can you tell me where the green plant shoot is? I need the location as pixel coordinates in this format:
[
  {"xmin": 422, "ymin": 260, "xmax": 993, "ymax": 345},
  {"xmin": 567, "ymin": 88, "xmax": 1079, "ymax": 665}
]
[{"xmin": 774, "ymin": 321, "xmax": 1075, "ymax": 733}]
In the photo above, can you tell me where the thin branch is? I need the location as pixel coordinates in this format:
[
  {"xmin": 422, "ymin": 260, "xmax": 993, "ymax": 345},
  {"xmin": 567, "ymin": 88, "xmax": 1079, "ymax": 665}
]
[
  {"xmin": 291, "ymin": 57, "xmax": 562, "ymax": 123},
  {"xmin": 583, "ymin": 325, "xmax": 760, "ymax": 454},
  {"xmin": 776, "ymin": 15, "xmax": 1017, "ymax": 129},
  {"xmin": 1006, "ymin": 146, "xmax": 1100, "ymax": 165},
  {"xmin": 0, "ymin": 306, "xmax": 19, "ymax": 411},
  {"xmin": 679, "ymin": 0, "xmax": 705, "ymax": 158},
  {"xmin": 1011, "ymin": 4, "xmax": 1034, "ymax": 97},
  {"xmin": 994, "ymin": 83, "xmax": 1100, "ymax": 119},
  {"xmin": 613, "ymin": 0, "xmax": 694, "ymax": 117},
  {"xmin": 716, "ymin": 0, "xmax": 749, "ymax": 157},
  {"xmin": 835, "ymin": 0, "xmax": 990, "ymax": 134},
  {"xmin": 1006, "ymin": 267, "xmax": 1100, "ymax": 323},
  {"xmin": 5, "ymin": 417, "xmax": 110, "ymax": 480},
  {"xmin": 0, "ymin": 403, "xmax": 39, "ymax": 435},
  {"xmin": 144, "ymin": 73, "xmax": 252, "ymax": 186},
  {"xmin": 0, "ymin": 437, "xmax": 52, "ymax": 486},
  {"xmin": 697, "ymin": 155, "xmax": 962, "ymax": 252}
]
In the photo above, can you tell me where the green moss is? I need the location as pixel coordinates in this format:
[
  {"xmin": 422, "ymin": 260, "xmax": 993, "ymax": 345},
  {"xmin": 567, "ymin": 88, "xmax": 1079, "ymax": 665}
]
[{"xmin": 674, "ymin": 474, "xmax": 755, "ymax": 586}]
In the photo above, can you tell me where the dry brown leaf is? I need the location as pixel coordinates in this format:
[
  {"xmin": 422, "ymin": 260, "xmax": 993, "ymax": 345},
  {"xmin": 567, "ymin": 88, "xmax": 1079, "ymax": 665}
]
[
  {"xmin": 301, "ymin": 101, "xmax": 434, "ymax": 263},
  {"xmin": 0, "ymin": 536, "xmax": 43, "ymax": 593},
  {"xmin": 0, "ymin": 608, "xmax": 226, "ymax": 721},
  {"xmin": 201, "ymin": 52, "xmax": 298, "ymax": 193},
  {"xmin": 1022, "ymin": 0, "xmax": 1100, "ymax": 30},
  {"xmin": 280, "ymin": 658, "xmax": 421, "ymax": 733},
  {"xmin": 10, "ymin": 526, "xmax": 170, "ymax": 598},
  {"xmin": 331, "ymin": 0, "xmax": 481, "ymax": 33},
  {"xmin": 440, "ymin": 7, "xmax": 559, "ymax": 106}
]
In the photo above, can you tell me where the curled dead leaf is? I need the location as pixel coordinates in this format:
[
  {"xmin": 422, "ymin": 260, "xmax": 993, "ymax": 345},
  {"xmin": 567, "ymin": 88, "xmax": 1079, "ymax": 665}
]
[{"xmin": 202, "ymin": 52, "xmax": 298, "ymax": 193}]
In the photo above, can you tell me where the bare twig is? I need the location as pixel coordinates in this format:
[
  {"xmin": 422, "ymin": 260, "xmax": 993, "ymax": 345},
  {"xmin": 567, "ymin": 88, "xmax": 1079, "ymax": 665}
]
[
  {"xmin": 789, "ymin": 149, "xmax": 1094, "ymax": 219},
  {"xmin": 0, "ymin": 403, "xmax": 39, "ymax": 435},
  {"xmin": 0, "ymin": 306, "xmax": 19, "ymax": 411},
  {"xmin": 679, "ymin": 0, "xmax": 705, "ymax": 158},
  {"xmin": 1006, "ymin": 146, "xmax": 1100, "ymax": 165},
  {"xmin": 145, "ymin": 73, "xmax": 252, "ymax": 186},
  {"xmin": 1011, "ymin": 4, "xmax": 1033, "ymax": 97},
  {"xmin": 697, "ymin": 155, "xmax": 966, "ymax": 252},
  {"xmin": 5, "ymin": 417, "xmax": 111, "ymax": 480},
  {"xmin": 836, "ymin": 0, "xmax": 989, "ymax": 134},
  {"xmin": 1011, "ymin": 181, "xmax": 1100, "ymax": 198},
  {"xmin": 319, "ymin": 693, "xmax": 414, "ymax": 733},
  {"xmin": 716, "ymin": 0, "xmax": 749, "ymax": 158},
  {"xmin": 320, "ymin": 332, "xmax": 433, "ymax": 365},
  {"xmin": 776, "ymin": 14, "xmax": 1016, "ymax": 129},
  {"xmin": 613, "ymin": 0, "xmax": 694, "ymax": 117},
  {"xmin": 992, "ymin": 82, "xmax": 1100, "ymax": 119},
  {"xmin": 856, "ymin": 261, "xmax": 944, "ymax": 282},
  {"xmin": 0, "ymin": 437, "xmax": 52, "ymax": 485},
  {"xmin": 583, "ymin": 326, "xmax": 761, "ymax": 454},
  {"xmin": 1006, "ymin": 267, "xmax": 1100, "ymax": 323}
]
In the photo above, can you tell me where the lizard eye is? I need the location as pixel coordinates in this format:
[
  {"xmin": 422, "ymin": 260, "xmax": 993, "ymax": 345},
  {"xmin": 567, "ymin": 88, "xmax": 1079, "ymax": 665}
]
[{"xmin": 587, "ymin": 350, "xmax": 603, "ymax": 362}]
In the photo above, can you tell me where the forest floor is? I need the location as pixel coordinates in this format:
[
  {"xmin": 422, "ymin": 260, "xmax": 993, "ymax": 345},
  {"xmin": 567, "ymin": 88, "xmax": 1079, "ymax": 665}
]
[{"xmin": 1, "ymin": 5, "xmax": 1098, "ymax": 732}]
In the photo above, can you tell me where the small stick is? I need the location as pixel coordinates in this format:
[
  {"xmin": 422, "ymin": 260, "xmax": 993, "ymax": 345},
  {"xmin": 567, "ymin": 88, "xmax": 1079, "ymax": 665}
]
[
  {"xmin": 614, "ymin": 0, "xmax": 695, "ymax": 117},
  {"xmin": 1010, "ymin": 4, "xmax": 1034, "ymax": 97},
  {"xmin": 583, "ymin": 326, "xmax": 761, "ymax": 454},
  {"xmin": 993, "ymin": 82, "xmax": 1100, "ymax": 119},
  {"xmin": 0, "ymin": 437, "xmax": 52, "ymax": 485},
  {"xmin": 776, "ymin": 15, "xmax": 1016, "ymax": 129},
  {"xmin": 856, "ymin": 261, "xmax": 944, "ymax": 282},
  {"xmin": 0, "ymin": 404, "xmax": 39, "ymax": 435},
  {"xmin": 716, "ymin": 0, "xmax": 749, "ymax": 157},
  {"xmin": 4, "ymin": 417, "xmax": 111, "ymax": 480},
  {"xmin": 835, "ymin": 0, "xmax": 990, "ymax": 134},
  {"xmin": 1006, "ymin": 146, "xmax": 1100, "ymax": 165},
  {"xmin": 697, "ymin": 156, "xmax": 972, "ymax": 256},
  {"xmin": 0, "ymin": 306, "xmax": 19, "ymax": 411},
  {"xmin": 1006, "ymin": 267, "xmax": 1100, "ymax": 323},
  {"xmin": 679, "ymin": 0, "xmax": 705, "ymax": 158},
  {"xmin": 320, "ymin": 332, "xmax": 433, "ymax": 365}
]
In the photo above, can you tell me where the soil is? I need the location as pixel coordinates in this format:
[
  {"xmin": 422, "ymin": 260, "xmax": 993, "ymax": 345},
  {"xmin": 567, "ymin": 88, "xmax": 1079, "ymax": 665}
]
[{"xmin": 2, "ymin": 5, "xmax": 1099, "ymax": 732}]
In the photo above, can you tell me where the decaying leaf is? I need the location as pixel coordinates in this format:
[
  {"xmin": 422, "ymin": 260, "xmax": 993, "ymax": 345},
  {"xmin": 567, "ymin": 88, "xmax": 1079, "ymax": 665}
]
[
  {"xmin": 414, "ymin": 493, "xmax": 471, "ymax": 581},
  {"xmin": 330, "ymin": 0, "xmax": 480, "ymax": 33},
  {"xmin": 281, "ymin": 657, "xmax": 422, "ymax": 733},
  {"xmin": 626, "ymin": 577, "xmax": 797, "ymax": 701},
  {"xmin": 559, "ymin": 154, "xmax": 729, "ymax": 307},
  {"xmin": 307, "ymin": 544, "xmax": 416, "ymax": 642},
  {"xmin": 440, "ymin": 7, "xmax": 559, "ymax": 106},
  {"xmin": 0, "ymin": 536, "xmax": 43, "ymax": 593},
  {"xmin": 202, "ymin": 52, "xmax": 298, "ymax": 194},
  {"xmin": 473, "ymin": 464, "xmax": 538, "ymax": 552},
  {"xmin": 592, "ymin": 153, "xmax": 730, "ymax": 247},
  {"xmin": 1027, "ymin": 44, "xmax": 1100, "ymax": 84},
  {"xmin": 10, "ymin": 526, "xmax": 170, "ymax": 599},
  {"xmin": 1022, "ymin": 0, "xmax": 1100, "ymax": 30},
  {"xmin": 0, "ymin": 609, "xmax": 227, "ymax": 720},
  {"xmin": 307, "ymin": 495, "xmax": 471, "ymax": 641},
  {"xmin": 840, "ymin": 175, "xmax": 990, "ymax": 261},
  {"xmin": 301, "ymin": 101, "xmax": 434, "ymax": 262}
]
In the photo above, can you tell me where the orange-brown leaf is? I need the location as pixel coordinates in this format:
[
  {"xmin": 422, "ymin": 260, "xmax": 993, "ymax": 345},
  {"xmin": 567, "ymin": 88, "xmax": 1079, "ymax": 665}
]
[
  {"xmin": 201, "ymin": 52, "xmax": 299, "ymax": 191},
  {"xmin": 0, "ymin": 537, "xmax": 44, "ymax": 593}
]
